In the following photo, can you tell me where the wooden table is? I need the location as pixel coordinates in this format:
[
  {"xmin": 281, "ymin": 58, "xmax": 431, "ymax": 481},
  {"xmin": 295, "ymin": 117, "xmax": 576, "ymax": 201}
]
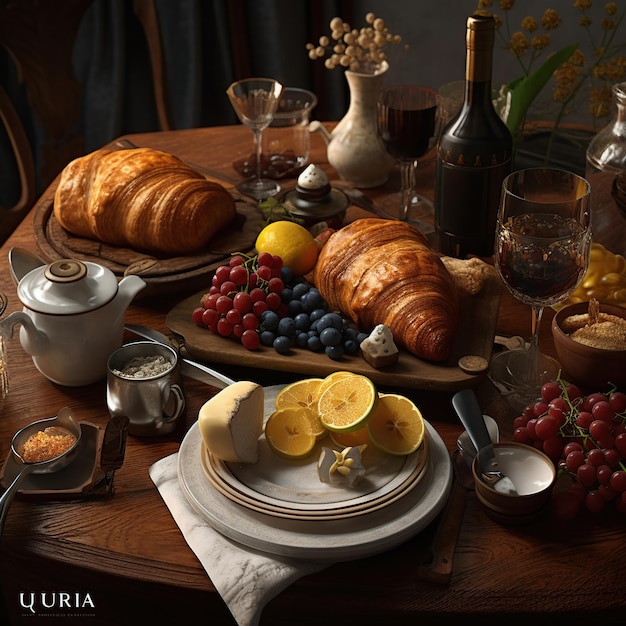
[{"xmin": 0, "ymin": 126, "xmax": 624, "ymax": 626}]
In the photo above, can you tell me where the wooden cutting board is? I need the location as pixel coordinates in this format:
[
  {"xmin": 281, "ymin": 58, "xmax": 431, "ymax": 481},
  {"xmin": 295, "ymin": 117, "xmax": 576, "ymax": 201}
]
[
  {"xmin": 32, "ymin": 181, "xmax": 264, "ymax": 298},
  {"xmin": 167, "ymin": 271, "xmax": 502, "ymax": 392}
]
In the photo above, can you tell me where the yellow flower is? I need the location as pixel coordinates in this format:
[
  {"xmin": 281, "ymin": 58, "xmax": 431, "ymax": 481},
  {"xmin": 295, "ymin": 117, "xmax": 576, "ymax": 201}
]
[
  {"xmin": 605, "ymin": 3, "xmax": 618, "ymax": 16},
  {"xmin": 574, "ymin": 0, "xmax": 592, "ymax": 10},
  {"xmin": 521, "ymin": 16, "xmax": 538, "ymax": 32},
  {"xmin": 541, "ymin": 9, "xmax": 561, "ymax": 30},
  {"xmin": 531, "ymin": 34, "xmax": 551, "ymax": 51},
  {"xmin": 498, "ymin": 0, "xmax": 514, "ymax": 10},
  {"xmin": 509, "ymin": 31, "xmax": 530, "ymax": 57}
]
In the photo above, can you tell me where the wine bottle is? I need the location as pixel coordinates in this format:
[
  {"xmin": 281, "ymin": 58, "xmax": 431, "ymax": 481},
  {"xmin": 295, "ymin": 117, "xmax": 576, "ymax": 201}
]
[{"xmin": 434, "ymin": 15, "xmax": 512, "ymax": 258}]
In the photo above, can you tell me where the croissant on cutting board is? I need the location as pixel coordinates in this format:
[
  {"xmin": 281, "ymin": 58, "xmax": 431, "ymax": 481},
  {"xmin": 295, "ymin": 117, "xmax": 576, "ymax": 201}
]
[
  {"xmin": 312, "ymin": 218, "xmax": 459, "ymax": 362},
  {"xmin": 54, "ymin": 147, "xmax": 236, "ymax": 255}
]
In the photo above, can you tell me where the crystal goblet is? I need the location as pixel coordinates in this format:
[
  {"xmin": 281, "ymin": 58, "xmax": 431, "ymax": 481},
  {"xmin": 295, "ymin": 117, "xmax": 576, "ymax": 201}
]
[{"xmin": 227, "ymin": 78, "xmax": 283, "ymax": 199}]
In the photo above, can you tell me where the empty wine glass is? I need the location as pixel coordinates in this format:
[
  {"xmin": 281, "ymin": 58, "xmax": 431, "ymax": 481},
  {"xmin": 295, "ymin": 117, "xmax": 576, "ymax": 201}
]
[
  {"xmin": 492, "ymin": 168, "xmax": 592, "ymax": 402},
  {"xmin": 227, "ymin": 78, "xmax": 283, "ymax": 199},
  {"xmin": 377, "ymin": 85, "xmax": 439, "ymax": 232}
]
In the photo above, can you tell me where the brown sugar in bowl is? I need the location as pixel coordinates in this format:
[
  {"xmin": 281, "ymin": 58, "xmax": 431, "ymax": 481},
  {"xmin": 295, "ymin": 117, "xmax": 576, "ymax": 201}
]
[{"xmin": 551, "ymin": 301, "xmax": 626, "ymax": 390}]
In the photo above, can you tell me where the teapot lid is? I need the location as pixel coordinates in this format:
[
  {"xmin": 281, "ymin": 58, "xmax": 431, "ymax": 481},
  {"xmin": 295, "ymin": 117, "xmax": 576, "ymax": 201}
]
[{"xmin": 17, "ymin": 259, "xmax": 119, "ymax": 314}]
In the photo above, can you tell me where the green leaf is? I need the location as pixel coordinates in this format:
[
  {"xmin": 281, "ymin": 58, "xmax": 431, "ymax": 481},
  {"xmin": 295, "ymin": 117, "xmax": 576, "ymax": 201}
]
[{"xmin": 505, "ymin": 42, "xmax": 579, "ymax": 138}]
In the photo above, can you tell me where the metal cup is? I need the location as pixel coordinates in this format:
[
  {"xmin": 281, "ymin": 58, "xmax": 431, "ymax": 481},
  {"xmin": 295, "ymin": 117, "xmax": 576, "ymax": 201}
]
[{"xmin": 106, "ymin": 342, "xmax": 185, "ymax": 437}]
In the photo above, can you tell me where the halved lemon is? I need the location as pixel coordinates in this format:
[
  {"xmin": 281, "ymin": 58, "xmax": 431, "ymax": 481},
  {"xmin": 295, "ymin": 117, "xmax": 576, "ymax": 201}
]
[
  {"xmin": 317, "ymin": 374, "xmax": 377, "ymax": 433},
  {"xmin": 366, "ymin": 393, "xmax": 425, "ymax": 456},
  {"xmin": 264, "ymin": 407, "xmax": 317, "ymax": 459},
  {"xmin": 275, "ymin": 378, "xmax": 326, "ymax": 439}
]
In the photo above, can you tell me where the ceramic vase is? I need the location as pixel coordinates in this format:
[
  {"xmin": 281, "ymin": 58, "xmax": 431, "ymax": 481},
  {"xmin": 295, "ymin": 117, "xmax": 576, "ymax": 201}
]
[{"xmin": 326, "ymin": 61, "xmax": 394, "ymax": 188}]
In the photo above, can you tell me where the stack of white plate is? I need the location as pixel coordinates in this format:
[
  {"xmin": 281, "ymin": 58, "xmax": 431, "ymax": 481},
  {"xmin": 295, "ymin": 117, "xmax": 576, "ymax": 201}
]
[{"xmin": 178, "ymin": 386, "xmax": 452, "ymax": 561}]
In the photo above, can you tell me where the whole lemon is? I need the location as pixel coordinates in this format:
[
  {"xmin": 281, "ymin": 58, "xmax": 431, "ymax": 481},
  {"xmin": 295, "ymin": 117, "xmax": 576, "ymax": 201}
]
[{"xmin": 255, "ymin": 221, "xmax": 320, "ymax": 275}]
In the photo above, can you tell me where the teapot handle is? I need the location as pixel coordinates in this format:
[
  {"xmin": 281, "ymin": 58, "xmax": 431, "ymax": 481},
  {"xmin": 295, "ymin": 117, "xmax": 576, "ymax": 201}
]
[{"xmin": 0, "ymin": 311, "xmax": 50, "ymax": 355}]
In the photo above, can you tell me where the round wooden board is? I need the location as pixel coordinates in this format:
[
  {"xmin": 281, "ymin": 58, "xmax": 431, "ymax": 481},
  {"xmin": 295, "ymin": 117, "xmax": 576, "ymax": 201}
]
[{"xmin": 32, "ymin": 181, "xmax": 264, "ymax": 298}]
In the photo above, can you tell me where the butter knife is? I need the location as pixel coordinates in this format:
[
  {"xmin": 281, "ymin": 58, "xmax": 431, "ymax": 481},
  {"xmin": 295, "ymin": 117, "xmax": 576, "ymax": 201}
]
[
  {"xmin": 124, "ymin": 324, "xmax": 235, "ymax": 389},
  {"xmin": 417, "ymin": 450, "xmax": 471, "ymax": 584},
  {"xmin": 89, "ymin": 415, "xmax": 129, "ymax": 497}
]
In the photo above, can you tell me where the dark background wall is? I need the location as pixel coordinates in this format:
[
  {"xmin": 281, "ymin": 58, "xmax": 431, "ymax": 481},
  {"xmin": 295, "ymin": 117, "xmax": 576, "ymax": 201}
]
[{"xmin": 0, "ymin": 0, "xmax": 622, "ymax": 216}]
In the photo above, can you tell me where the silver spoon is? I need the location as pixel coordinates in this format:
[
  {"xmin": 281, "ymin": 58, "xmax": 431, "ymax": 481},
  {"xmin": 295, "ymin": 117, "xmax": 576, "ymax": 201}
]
[
  {"xmin": 452, "ymin": 389, "xmax": 517, "ymax": 495},
  {"xmin": 0, "ymin": 407, "xmax": 81, "ymax": 536}
]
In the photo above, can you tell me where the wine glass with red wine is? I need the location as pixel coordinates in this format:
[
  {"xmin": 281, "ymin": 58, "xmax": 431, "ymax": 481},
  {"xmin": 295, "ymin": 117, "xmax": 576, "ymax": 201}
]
[
  {"xmin": 377, "ymin": 85, "xmax": 439, "ymax": 231},
  {"xmin": 493, "ymin": 168, "xmax": 592, "ymax": 401}
]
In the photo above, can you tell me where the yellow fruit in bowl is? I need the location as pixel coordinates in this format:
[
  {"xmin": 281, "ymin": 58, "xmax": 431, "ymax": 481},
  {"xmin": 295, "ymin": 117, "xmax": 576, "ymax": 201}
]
[
  {"xmin": 554, "ymin": 243, "xmax": 626, "ymax": 310},
  {"xmin": 255, "ymin": 221, "xmax": 320, "ymax": 275}
]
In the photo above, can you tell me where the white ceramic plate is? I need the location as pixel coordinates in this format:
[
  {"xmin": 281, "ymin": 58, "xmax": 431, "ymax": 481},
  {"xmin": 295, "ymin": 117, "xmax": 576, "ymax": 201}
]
[
  {"xmin": 178, "ymin": 418, "xmax": 452, "ymax": 561},
  {"xmin": 200, "ymin": 437, "xmax": 429, "ymax": 521}
]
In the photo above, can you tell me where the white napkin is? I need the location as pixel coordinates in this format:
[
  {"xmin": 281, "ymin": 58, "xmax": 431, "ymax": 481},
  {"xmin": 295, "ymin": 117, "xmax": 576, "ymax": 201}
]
[{"xmin": 149, "ymin": 453, "xmax": 328, "ymax": 626}]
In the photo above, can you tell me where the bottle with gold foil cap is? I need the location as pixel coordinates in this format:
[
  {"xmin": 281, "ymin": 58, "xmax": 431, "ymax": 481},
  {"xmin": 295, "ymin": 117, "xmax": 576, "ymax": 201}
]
[{"xmin": 434, "ymin": 15, "xmax": 513, "ymax": 258}]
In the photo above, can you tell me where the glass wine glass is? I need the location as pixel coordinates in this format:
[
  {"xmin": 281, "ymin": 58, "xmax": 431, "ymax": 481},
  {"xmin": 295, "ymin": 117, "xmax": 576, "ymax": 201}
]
[
  {"xmin": 377, "ymin": 85, "xmax": 440, "ymax": 232},
  {"xmin": 226, "ymin": 78, "xmax": 284, "ymax": 199},
  {"xmin": 493, "ymin": 168, "xmax": 592, "ymax": 403}
]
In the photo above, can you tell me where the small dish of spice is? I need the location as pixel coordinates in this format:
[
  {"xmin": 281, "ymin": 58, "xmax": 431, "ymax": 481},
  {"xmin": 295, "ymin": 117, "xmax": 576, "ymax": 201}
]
[
  {"xmin": 552, "ymin": 299, "xmax": 626, "ymax": 388},
  {"xmin": 21, "ymin": 426, "xmax": 78, "ymax": 463}
]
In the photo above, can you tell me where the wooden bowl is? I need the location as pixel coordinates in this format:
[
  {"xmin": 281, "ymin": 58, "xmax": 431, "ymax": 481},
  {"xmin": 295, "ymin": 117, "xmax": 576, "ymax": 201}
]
[{"xmin": 551, "ymin": 301, "xmax": 626, "ymax": 390}]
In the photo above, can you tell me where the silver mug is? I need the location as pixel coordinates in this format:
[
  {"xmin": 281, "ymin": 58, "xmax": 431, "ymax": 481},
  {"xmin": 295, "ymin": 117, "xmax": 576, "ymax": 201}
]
[{"xmin": 106, "ymin": 341, "xmax": 185, "ymax": 436}]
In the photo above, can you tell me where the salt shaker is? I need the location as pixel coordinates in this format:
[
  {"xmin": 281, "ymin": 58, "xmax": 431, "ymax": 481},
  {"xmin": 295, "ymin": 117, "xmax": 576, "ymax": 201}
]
[{"xmin": 585, "ymin": 81, "xmax": 626, "ymax": 254}]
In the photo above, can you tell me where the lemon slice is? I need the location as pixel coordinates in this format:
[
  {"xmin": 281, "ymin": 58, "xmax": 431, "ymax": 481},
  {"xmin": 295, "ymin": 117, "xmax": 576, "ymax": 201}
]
[
  {"xmin": 275, "ymin": 378, "xmax": 323, "ymax": 410},
  {"xmin": 317, "ymin": 370, "xmax": 357, "ymax": 397},
  {"xmin": 329, "ymin": 425, "xmax": 371, "ymax": 448},
  {"xmin": 264, "ymin": 407, "xmax": 317, "ymax": 459},
  {"xmin": 275, "ymin": 378, "xmax": 326, "ymax": 439},
  {"xmin": 366, "ymin": 393, "xmax": 425, "ymax": 456},
  {"xmin": 317, "ymin": 374, "xmax": 377, "ymax": 433}
]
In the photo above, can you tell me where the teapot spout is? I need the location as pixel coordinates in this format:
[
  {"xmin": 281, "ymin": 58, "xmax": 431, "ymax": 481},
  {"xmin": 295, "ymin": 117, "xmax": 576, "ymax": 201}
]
[
  {"xmin": 0, "ymin": 311, "xmax": 50, "ymax": 356},
  {"xmin": 309, "ymin": 121, "xmax": 331, "ymax": 145},
  {"xmin": 116, "ymin": 275, "xmax": 146, "ymax": 311}
]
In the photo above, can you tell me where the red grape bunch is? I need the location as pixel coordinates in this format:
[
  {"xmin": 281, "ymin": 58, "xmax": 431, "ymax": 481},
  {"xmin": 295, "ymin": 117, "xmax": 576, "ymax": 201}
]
[
  {"xmin": 512, "ymin": 377, "xmax": 626, "ymax": 520},
  {"xmin": 192, "ymin": 252, "xmax": 286, "ymax": 351},
  {"xmin": 192, "ymin": 253, "xmax": 364, "ymax": 359}
]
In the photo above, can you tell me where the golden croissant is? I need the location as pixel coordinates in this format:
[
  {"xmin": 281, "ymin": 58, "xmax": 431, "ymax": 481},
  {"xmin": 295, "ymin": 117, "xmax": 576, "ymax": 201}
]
[
  {"xmin": 312, "ymin": 218, "xmax": 459, "ymax": 362},
  {"xmin": 54, "ymin": 147, "xmax": 236, "ymax": 255}
]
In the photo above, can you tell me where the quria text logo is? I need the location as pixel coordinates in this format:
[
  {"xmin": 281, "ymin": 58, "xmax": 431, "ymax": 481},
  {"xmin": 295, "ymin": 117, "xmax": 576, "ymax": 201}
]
[{"xmin": 19, "ymin": 592, "xmax": 95, "ymax": 614}]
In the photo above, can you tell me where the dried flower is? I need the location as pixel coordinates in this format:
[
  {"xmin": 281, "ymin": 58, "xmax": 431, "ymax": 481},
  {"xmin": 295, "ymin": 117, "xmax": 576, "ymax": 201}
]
[
  {"xmin": 476, "ymin": 0, "xmax": 626, "ymax": 163},
  {"xmin": 306, "ymin": 13, "xmax": 402, "ymax": 74}
]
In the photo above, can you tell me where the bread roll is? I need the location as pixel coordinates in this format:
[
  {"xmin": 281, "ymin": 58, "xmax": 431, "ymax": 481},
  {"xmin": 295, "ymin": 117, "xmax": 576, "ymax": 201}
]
[{"xmin": 54, "ymin": 147, "xmax": 236, "ymax": 255}]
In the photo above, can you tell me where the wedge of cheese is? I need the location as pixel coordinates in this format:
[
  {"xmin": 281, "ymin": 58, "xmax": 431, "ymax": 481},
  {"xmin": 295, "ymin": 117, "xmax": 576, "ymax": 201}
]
[
  {"xmin": 360, "ymin": 324, "xmax": 399, "ymax": 369},
  {"xmin": 198, "ymin": 381, "xmax": 264, "ymax": 463}
]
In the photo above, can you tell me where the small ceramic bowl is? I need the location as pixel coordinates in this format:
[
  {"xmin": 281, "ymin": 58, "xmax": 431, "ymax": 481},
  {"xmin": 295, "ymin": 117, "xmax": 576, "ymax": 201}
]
[
  {"xmin": 551, "ymin": 301, "xmax": 626, "ymax": 389},
  {"xmin": 471, "ymin": 443, "xmax": 556, "ymax": 518}
]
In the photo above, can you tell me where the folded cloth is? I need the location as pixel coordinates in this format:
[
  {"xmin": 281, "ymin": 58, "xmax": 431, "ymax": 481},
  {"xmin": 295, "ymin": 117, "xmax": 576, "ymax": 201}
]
[{"xmin": 150, "ymin": 453, "xmax": 328, "ymax": 626}]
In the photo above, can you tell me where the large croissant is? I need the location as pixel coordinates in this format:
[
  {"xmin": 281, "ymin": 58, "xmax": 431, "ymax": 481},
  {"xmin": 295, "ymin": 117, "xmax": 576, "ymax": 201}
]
[
  {"xmin": 312, "ymin": 218, "xmax": 459, "ymax": 362},
  {"xmin": 54, "ymin": 147, "xmax": 236, "ymax": 255}
]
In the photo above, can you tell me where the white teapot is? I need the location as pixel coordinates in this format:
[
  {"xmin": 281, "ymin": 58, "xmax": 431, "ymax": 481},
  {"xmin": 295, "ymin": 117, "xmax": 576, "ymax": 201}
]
[{"xmin": 0, "ymin": 259, "xmax": 145, "ymax": 386}]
